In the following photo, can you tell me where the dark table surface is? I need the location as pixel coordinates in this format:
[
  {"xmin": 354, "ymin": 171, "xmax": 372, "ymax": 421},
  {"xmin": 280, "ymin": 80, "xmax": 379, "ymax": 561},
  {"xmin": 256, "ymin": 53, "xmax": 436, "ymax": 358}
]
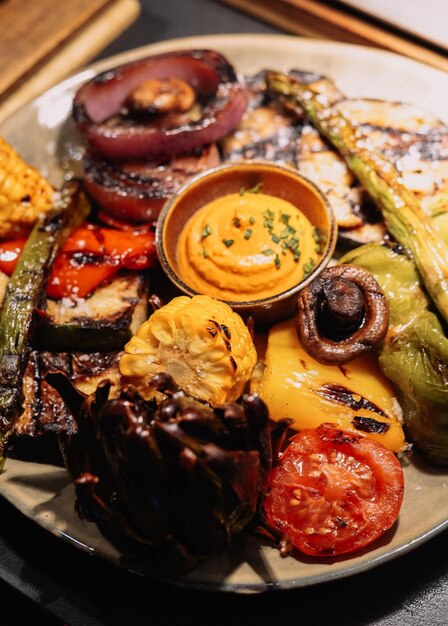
[{"xmin": 1, "ymin": 1, "xmax": 448, "ymax": 624}]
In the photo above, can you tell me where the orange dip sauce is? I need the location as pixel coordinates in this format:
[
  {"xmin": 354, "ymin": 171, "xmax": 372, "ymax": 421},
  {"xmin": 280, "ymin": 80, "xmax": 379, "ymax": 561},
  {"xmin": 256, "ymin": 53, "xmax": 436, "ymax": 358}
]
[{"xmin": 177, "ymin": 191, "xmax": 321, "ymax": 301}]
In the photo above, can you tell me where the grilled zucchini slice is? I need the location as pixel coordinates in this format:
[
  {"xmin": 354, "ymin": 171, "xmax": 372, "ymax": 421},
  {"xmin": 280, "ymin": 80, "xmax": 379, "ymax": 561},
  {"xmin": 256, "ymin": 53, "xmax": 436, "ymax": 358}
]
[{"xmin": 33, "ymin": 272, "xmax": 149, "ymax": 353}]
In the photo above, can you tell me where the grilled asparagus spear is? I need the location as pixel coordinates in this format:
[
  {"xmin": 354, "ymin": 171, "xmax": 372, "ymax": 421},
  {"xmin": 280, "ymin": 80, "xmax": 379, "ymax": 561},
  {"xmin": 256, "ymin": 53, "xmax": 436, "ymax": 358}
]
[
  {"xmin": 0, "ymin": 182, "xmax": 89, "ymax": 455},
  {"xmin": 266, "ymin": 71, "xmax": 448, "ymax": 324}
]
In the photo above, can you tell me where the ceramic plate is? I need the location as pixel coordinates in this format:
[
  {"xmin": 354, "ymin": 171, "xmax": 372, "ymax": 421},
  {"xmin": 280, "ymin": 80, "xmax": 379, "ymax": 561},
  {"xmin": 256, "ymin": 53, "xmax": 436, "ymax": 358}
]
[{"xmin": 1, "ymin": 34, "xmax": 448, "ymax": 594}]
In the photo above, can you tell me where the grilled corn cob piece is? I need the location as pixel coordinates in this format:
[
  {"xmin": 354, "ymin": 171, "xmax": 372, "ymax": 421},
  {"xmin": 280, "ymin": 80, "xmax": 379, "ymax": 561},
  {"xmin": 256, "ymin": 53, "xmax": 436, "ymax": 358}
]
[
  {"xmin": 0, "ymin": 137, "xmax": 54, "ymax": 240},
  {"xmin": 120, "ymin": 295, "xmax": 257, "ymax": 406}
]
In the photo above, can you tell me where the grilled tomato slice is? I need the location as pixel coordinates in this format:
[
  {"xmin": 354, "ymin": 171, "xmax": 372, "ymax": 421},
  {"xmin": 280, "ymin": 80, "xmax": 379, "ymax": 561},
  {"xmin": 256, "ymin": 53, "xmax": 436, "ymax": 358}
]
[{"xmin": 263, "ymin": 423, "xmax": 404, "ymax": 557}]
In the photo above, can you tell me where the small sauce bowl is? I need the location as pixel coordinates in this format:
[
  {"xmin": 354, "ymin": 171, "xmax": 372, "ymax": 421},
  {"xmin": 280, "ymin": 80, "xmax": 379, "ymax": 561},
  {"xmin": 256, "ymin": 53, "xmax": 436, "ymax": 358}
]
[{"xmin": 156, "ymin": 161, "xmax": 337, "ymax": 327}]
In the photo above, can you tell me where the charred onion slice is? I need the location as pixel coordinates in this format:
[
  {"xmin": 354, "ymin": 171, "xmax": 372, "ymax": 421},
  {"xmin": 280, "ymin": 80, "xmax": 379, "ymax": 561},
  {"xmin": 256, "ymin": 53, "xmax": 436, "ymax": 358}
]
[
  {"xmin": 73, "ymin": 49, "xmax": 247, "ymax": 160},
  {"xmin": 83, "ymin": 143, "xmax": 220, "ymax": 223},
  {"xmin": 296, "ymin": 264, "xmax": 389, "ymax": 364}
]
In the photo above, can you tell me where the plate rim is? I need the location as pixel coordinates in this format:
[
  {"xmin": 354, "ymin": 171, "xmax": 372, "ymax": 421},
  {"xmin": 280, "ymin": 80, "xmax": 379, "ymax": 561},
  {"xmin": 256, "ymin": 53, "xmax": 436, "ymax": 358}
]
[
  {"xmin": 1, "ymin": 32, "xmax": 448, "ymax": 594},
  {"xmin": 28, "ymin": 33, "xmax": 448, "ymax": 120}
]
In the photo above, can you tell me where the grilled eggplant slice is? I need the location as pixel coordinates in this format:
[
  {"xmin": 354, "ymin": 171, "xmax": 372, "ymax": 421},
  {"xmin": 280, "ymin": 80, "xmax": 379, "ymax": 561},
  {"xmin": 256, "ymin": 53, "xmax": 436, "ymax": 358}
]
[
  {"xmin": 336, "ymin": 99, "xmax": 448, "ymax": 220},
  {"xmin": 229, "ymin": 72, "xmax": 448, "ymax": 249},
  {"xmin": 220, "ymin": 70, "xmax": 303, "ymax": 166},
  {"xmin": 267, "ymin": 70, "xmax": 448, "ymax": 325},
  {"xmin": 33, "ymin": 272, "xmax": 149, "ymax": 353},
  {"xmin": 15, "ymin": 350, "xmax": 122, "ymax": 438},
  {"xmin": 223, "ymin": 72, "xmax": 385, "ymax": 245},
  {"xmin": 303, "ymin": 97, "xmax": 448, "ymax": 247},
  {"xmin": 297, "ymin": 124, "xmax": 371, "ymax": 230}
]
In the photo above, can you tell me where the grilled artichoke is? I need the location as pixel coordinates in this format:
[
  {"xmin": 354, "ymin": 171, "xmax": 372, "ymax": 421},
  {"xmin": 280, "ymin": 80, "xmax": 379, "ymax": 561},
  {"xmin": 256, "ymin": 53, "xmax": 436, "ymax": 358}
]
[
  {"xmin": 119, "ymin": 295, "xmax": 257, "ymax": 406},
  {"xmin": 49, "ymin": 372, "xmax": 272, "ymax": 573}
]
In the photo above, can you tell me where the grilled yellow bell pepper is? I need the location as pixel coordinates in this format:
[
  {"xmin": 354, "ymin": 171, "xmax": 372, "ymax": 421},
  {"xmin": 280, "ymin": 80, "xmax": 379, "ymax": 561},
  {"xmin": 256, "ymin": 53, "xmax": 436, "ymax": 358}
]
[{"xmin": 253, "ymin": 318, "xmax": 406, "ymax": 453}]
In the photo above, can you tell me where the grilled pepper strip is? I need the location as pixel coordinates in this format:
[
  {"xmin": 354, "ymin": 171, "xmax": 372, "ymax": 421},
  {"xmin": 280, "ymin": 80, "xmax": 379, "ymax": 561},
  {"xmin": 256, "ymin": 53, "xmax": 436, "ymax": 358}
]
[
  {"xmin": 342, "ymin": 242, "xmax": 448, "ymax": 465},
  {"xmin": 266, "ymin": 71, "xmax": 448, "ymax": 325},
  {"xmin": 0, "ymin": 182, "xmax": 90, "ymax": 449}
]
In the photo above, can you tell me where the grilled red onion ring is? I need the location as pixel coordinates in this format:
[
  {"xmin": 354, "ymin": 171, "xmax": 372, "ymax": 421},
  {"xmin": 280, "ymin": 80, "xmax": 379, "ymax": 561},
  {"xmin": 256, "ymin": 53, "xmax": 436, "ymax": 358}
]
[
  {"xmin": 73, "ymin": 49, "xmax": 247, "ymax": 160},
  {"xmin": 83, "ymin": 143, "xmax": 220, "ymax": 223}
]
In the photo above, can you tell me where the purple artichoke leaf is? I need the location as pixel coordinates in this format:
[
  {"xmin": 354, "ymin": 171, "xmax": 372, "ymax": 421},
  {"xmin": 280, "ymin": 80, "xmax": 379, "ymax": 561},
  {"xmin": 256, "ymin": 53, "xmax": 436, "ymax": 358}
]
[{"xmin": 44, "ymin": 371, "xmax": 87, "ymax": 422}]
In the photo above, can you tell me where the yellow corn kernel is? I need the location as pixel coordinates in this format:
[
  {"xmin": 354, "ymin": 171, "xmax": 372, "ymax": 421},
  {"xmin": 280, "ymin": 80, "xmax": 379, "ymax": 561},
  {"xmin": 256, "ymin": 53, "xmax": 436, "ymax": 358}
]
[{"xmin": 0, "ymin": 137, "xmax": 54, "ymax": 240}]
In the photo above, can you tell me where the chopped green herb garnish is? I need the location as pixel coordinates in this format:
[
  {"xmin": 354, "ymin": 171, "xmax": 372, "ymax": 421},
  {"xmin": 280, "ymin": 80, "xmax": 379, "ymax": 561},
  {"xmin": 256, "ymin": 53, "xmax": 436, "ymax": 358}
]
[
  {"xmin": 313, "ymin": 227, "xmax": 327, "ymax": 254},
  {"xmin": 274, "ymin": 254, "xmax": 281, "ymax": 269},
  {"xmin": 201, "ymin": 223, "xmax": 212, "ymax": 238},
  {"xmin": 280, "ymin": 213, "xmax": 291, "ymax": 225},
  {"xmin": 271, "ymin": 234, "xmax": 280, "ymax": 244},
  {"xmin": 249, "ymin": 180, "xmax": 263, "ymax": 193},
  {"xmin": 233, "ymin": 217, "xmax": 241, "ymax": 228},
  {"xmin": 262, "ymin": 209, "xmax": 275, "ymax": 233},
  {"xmin": 200, "ymin": 246, "xmax": 209, "ymax": 258},
  {"xmin": 303, "ymin": 258, "xmax": 317, "ymax": 277},
  {"xmin": 249, "ymin": 216, "xmax": 256, "ymax": 225},
  {"xmin": 239, "ymin": 181, "xmax": 263, "ymax": 195},
  {"xmin": 262, "ymin": 248, "xmax": 275, "ymax": 256},
  {"xmin": 244, "ymin": 228, "xmax": 253, "ymax": 240},
  {"xmin": 280, "ymin": 232, "xmax": 301, "ymax": 260},
  {"xmin": 262, "ymin": 209, "xmax": 275, "ymax": 220},
  {"xmin": 247, "ymin": 181, "xmax": 263, "ymax": 194},
  {"xmin": 223, "ymin": 239, "xmax": 234, "ymax": 248}
]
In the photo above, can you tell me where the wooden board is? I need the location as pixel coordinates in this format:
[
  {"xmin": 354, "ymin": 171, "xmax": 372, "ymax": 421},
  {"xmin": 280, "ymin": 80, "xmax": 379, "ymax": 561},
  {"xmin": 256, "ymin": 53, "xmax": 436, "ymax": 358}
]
[
  {"xmin": 218, "ymin": 0, "xmax": 448, "ymax": 72},
  {"xmin": 340, "ymin": 0, "xmax": 448, "ymax": 52},
  {"xmin": 0, "ymin": 0, "xmax": 140, "ymax": 124}
]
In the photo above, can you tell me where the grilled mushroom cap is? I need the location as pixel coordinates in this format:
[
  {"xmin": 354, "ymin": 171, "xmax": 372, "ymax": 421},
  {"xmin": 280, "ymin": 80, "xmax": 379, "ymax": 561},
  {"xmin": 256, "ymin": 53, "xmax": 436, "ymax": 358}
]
[{"xmin": 296, "ymin": 264, "xmax": 389, "ymax": 364}]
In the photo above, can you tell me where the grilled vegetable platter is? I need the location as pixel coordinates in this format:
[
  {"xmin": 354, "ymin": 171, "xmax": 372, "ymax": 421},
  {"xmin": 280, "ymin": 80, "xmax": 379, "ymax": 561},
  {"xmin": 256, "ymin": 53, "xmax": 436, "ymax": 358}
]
[{"xmin": 0, "ymin": 34, "xmax": 448, "ymax": 593}]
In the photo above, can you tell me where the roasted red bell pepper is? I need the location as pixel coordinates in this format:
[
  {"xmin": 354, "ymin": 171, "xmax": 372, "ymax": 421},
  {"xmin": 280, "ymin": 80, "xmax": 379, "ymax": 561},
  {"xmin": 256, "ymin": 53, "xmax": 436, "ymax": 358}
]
[
  {"xmin": 46, "ymin": 256, "xmax": 119, "ymax": 300},
  {"xmin": 0, "ymin": 238, "xmax": 27, "ymax": 275},
  {"xmin": 0, "ymin": 224, "xmax": 157, "ymax": 300}
]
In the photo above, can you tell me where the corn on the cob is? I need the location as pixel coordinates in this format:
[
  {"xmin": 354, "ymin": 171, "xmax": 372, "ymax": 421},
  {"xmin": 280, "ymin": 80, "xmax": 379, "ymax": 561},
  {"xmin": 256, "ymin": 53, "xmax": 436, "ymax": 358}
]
[
  {"xmin": 0, "ymin": 137, "xmax": 54, "ymax": 240},
  {"xmin": 120, "ymin": 295, "xmax": 257, "ymax": 406}
]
